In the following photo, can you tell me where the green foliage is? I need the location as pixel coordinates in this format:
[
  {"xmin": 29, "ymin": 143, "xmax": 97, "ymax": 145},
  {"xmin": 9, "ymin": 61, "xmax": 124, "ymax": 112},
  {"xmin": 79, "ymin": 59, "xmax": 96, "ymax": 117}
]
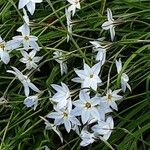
[{"xmin": 0, "ymin": 0, "xmax": 150, "ymax": 149}]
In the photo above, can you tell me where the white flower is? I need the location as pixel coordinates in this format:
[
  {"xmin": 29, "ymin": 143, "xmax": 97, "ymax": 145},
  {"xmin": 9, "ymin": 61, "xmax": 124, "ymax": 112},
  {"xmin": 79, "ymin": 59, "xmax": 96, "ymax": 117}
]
[
  {"xmin": 0, "ymin": 37, "xmax": 10, "ymax": 64},
  {"xmin": 18, "ymin": 0, "xmax": 43, "ymax": 15},
  {"xmin": 47, "ymin": 108, "xmax": 80, "ymax": 133},
  {"xmin": 53, "ymin": 51, "xmax": 67, "ymax": 75},
  {"xmin": 73, "ymin": 91, "xmax": 100, "ymax": 124},
  {"xmin": 67, "ymin": 0, "xmax": 81, "ymax": 16},
  {"xmin": 90, "ymin": 41, "xmax": 106, "ymax": 65},
  {"xmin": 20, "ymin": 50, "xmax": 42, "ymax": 70},
  {"xmin": 102, "ymin": 89, "xmax": 122, "ymax": 111},
  {"xmin": 7, "ymin": 67, "xmax": 40, "ymax": 97},
  {"xmin": 116, "ymin": 58, "xmax": 131, "ymax": 92},
  {"xmin": 72, "ymin": 62, "xmax": 102, "ymax": 91},
  {"xmin": 24, "ymin": 95, "xmax": 38, "ymax": 110},
  {"xmin": 92, "ymin": 116, "xmax": 114, "ymax": 140},
  {"xmin": 65, "ymin": 8, "xmax": 72, "ymax": 42},
  {"xmin": 89, "ymin": 95, "xmax": 112, "ymax": 123},
  {"xmin": 23, "ymin": 8, "xmax": 29, "ymax": 25},
  {"xmin": 51, "ymin": 83, "xmax": 71, "ymax": 110},
  {"xmin": 80, "ymin": 128, "xmax": 96, "ymax": 147},
  {"xmin": 0, "ymin": 37, "xmax": 20, "ymax": 64},
  {"xmin": 102, "ymin": 8, "xmax": 115, "ymax": 41},
  {"xmin": 13, "ymin": 24, "xmax": 40, "ymax": 51}
]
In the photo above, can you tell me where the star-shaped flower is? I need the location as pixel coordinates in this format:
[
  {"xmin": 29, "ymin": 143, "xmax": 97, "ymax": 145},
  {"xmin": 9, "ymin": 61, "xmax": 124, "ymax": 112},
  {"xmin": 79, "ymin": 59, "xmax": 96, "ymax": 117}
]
[
  {"xmin": 0, "ymin": 37, "xmax": 10, "ymax": 64},
  {"xmin": 73, "ymin": 91, "xmax": 100, "ymax": 124},
  {"xmin": 20, "ymin": 50, "xmax": 42, "ymax": 70},
  {"xmin": 92, "ymin": 116, "xmax": 114, "ymax": 140},
  {"xmin": 7, "ymin": 67, "xmax": 40, "ymax": 97},
  {"xmin": 88, "ymin": 94, "xmax": 112, "ymax": 123},
  {"xmin": 102, "ymin": 8, "xmax": 115, "ymax": 41},
  {"xmin": 0, "ymin": 36, "xmax": 20, "ymax": 64},
  {"xmin": 67, "ymin": 0, "xmax": 81, "ymax": 16},
  {"xmin": 24, "ymin": 95, "xmax": 38, "ymax": 110},
  {"xmin": 18, "ymin": 0, "xmax": 43, "ymax": 15},
  {"xmin": 72, "ymin": 62, "xmax": 102, "ymax": 91},
  {"xmin": 47, "ymin": 108, "xmax": 80, "ymax": 133},
  {"xmin": 116, "ymin": 58, "xmax": 131, "ymax": 92},
  {"xmin": 51, "ymin": 83, "xmax": 71, "ymax": 110},
  {"xmin": 101, "ymin": 89, "xmax": 122, "ymax": 111},
  {"xmin": 80, "ymin": 128, "xmax": 96, "ymax": 147},
  {"xmin": 13, "ymin": 24, "xmax": 40, "ymax": 51}
]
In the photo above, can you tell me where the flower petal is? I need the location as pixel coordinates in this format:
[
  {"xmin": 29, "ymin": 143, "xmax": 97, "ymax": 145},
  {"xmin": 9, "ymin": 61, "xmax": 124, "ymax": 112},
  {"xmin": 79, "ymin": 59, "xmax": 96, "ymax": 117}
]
[{"xmin": 110, "ymin": 26, "xmax": 115, "ymax": 41}]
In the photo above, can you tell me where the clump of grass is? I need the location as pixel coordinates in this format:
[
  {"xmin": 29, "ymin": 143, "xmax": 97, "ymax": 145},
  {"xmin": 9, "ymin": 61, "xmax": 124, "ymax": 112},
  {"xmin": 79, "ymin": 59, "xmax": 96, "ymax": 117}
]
[{"xmin": 0, "ymin": 0, "xmax": 150, "ymax": 149}]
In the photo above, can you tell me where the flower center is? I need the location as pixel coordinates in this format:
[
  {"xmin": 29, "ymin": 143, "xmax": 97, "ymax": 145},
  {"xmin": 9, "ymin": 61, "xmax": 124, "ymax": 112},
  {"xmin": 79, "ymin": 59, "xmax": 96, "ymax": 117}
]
[
  {"xmin": 63, "ymin": 112, "xmax": 68, "ymax": 118},
  {"xmin": 108, "ymin": 94, "xmax": 112, "ymax": 101},
  {"xmin": 24, "ymin": 36, "xmax": 29, "ymax": 40},
  {"xmin": 28, "ymin": 57, "xmax": 32, "ymax": 61},
  {"xmin": 90, "ymin": 74, "xmax": 93, "ymax": 78},
  {"xmin": 85, "ymin": 102, "xmax": 91, "ymax": 109},
  {"xmin": 0, "ymin": 43, "xmax": 5, "ymax": 50}
]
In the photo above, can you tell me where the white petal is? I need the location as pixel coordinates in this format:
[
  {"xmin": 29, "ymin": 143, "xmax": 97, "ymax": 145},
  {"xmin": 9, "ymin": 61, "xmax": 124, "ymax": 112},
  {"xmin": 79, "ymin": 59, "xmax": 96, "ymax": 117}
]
[
  {"xmin": 26, "ymin": 1, "xmax": 36, "ymax": 15},
  {"xmin": 71, "ymin": 107, "xmax": 82, "ymax": 116},
  {"xmin": 84, "ymin": 63, "xmax": 92, "ymax": 75},
  {"xmin": 102, "ymin": 21, "xmax": 112, "ymax": 30},
  {"xmin": 5, "ymin": 40, "xmax": 21, "ymax": 50},
  {"xmin": 91, "ymin": 108, "xmax": 100, "ymax": 121},
  {"xmin": 90, "ymin": 41, "xmax": 101, "ymax": 48},
  {"xmin": 76, "ymin": 2, "xmax": 81, "ymax": 9},
  {"xmin": 64, "ymin": 120, "xmax": 71, "ymax": 133},
  {"xmin": 29, "ymin": 50, "xmax": 36, "ymax": 58},
  {"xmin": 18, "ymin": 0, "xmax": 29, "ymax": 9},
  {"xmin": 110, "ymin": 101, "xmax": 118, "ymax": 111},
  {"xmin": 106, "ymin": 116, "xmax": 114, "ymax": 129},
  {"xmin": 23, "ymin": 8, "xmax": 29, "ymax": 25},
  {"xmin": 79, "ymin": 91, "xmax": 90, "ymax": 102},
  {"xmin": 121, "ymin": 79, "xmax": 127, "ymax": 93},
  {"xmin": 51, "ymin": 84, "xmax": 65, "ymax": 95},
  {"xmin": 0, "ymin": 36, "xmax": 2, "ymax": 42},
  {"xmin": 68, "ymin": 5, "xmax": 76, "ymax": 16},
  {"xmin": 81, "ymin": 110, "xmax": 90, "ymax": 124},
  {"xmin": 23, "ymin": 82, "xmax": 30, "ymax": 97},
  {"xmin": 103, "ymin": 131, "xmax": 111, "ymax": 140},
  {"xmin": 70, "ymin": 117, "xmax": 81, "ymax": 125},
  {"xmin": 33, "ymin": 0, "xmax": 43, "ymax": 2},
  {"xmin": 74, "ymin": 69, "xmax": 87, "ymax": 79},
  {"xmin": 21, "ymin": 50, "xmax": 28, "ymax": 58},
  {"xmin": 29, "ymin": 41, "xmax": 40, "ymax": 51},
  {"xmin": 115, "ymin": 58, "xmax": 122, "ymax": 74},
  {"xmin": 90, "ymin": 80, "xmax": 98, "ymax": 91},
  {"xmin": 107, "ymin": 8, "xmax": 113, "ymax": 22},
  {"xmin": 92, "ymin": 62, "xmax": 101, "ymax": 75},
  {"xmin": 71, "ymin": 77, "xmax": 83, "ymax": 83},
  {"xmin": 22, "ymin": 23, "xmax": 30, "ymax": 36},
  {"xmin": 28, "ymin": 82, "xmax": 40, "ymax": 93},
  {"xmin": 110, "ymin": 26, "xmax": 115, "ymax": 41},
  {"xmin": 126, "ymin": 82, "xmax": 131, "ymax": 92},
  {"xmin": 122, "ymin": 73, "xmax": 129, "ymax": 82},
  {"xmin": 11, "ymin": 66, "xmax": 23, "ymax": 77},
  {"xmin": 47, "ymin": 112, "xmax": 59, "ymax": 119},
  {"xmin": 0, "ymin": 51, "xmax": 10, "ymax": 64}
]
